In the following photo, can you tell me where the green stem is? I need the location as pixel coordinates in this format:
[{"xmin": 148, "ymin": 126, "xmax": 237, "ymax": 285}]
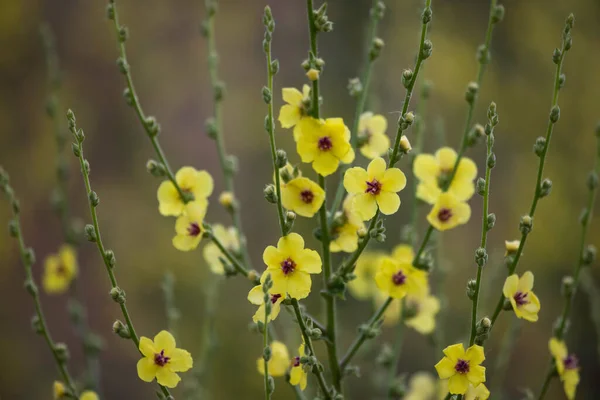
[
  {"xmin": 162, "ymin": 272, "xmax": 180, "ymax": 339},
  {"xmin": 209, "ymin": 228, "xmax": 259, "ymax": 284},
  {"xmin": 68, "ymin": 114, "xmax": 171, "ymax": 398},
  {"xmin": 263, "ymin": 292, "xmax": 271, "ymax": 400},
  {"xmin": 291, "ymin": 299, "xmax": 332, "ymax": 399},
  {"xmin": 386, "ymin": 298, "xmax": 406, "ymax": 399},
  {"xmin": 536, "ymin": 363, "xmax": 555, "ymax": 400},
  {"xmin": 306, "ymin": 0, "xmax": 320, "ymax": 120}
]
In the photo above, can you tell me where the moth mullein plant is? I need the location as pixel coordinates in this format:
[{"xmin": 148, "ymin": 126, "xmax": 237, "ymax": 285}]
[{"xmin": 0, "ymin": 0, "xmax": 595, "ymax": 399}]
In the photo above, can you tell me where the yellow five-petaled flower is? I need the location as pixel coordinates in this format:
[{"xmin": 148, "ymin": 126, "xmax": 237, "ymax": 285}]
[
  {"xmin": 502, "ymin": 271, "xmax": 541, "ymax": 322},
  {"xmin": 357, "ymin": 112, "xmax": 390, "ymax": 159},
  {"xmin": 281, "ymin": 176, "xmax": 325, "ymax": 218},
  {"xmin": 375, "ymin": 256, "xmax": 428, "ymax": 300},
  {"xmin": 344, "ymin": 157, "xmax": 407, "ymax": 221},
  {"xmin": 290, "ymin": 340, "xmax": 308, "ymax": 391},
  {"xmin": 247, "ymin": 283, "xmax": 284, "ymax": 323},
  {"xmin": 549, "ymin": 338, "xmax": 580, "ymax": 400},
  {"xmin": 137, "ymin": 330, "xmax": 193, "ymax": 388},
  {"xmin": 157, "ymin": 167, "xmax": 213, "ymax": 217},
  {"xmin": 202, "ymin": 224, "xmax": 240, "ymax": 274},
  {"xmin": 172, "ymin": 203, "xmax": 206, "ymax": 252},
  {"xmin": 427, "ymin": 192, "xmax": 471, "ymax": 231},
  {"xmin": 435, "ymin": 343, "xmax": 486, "ymax": 395},
  {"xmin": 262, "ymin": 233, "xmax": 322, "ymax": 299},
  {"xmin": 257, "ymin": 341, "xmax": 289, "ymax": 377},
  {"xmin": 43, "ymin": 245, "xmax": 78, "ymax": 294},
  {"xmin": 330, "ymin": 195, "xmax": 364, "ymax": 253},
  {"xmin": 278, "ymin": 85, "xmax": 311, "ymax": 130}
]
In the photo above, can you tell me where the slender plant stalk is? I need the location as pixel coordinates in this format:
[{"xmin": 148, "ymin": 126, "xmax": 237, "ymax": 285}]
[
  {"xmin": 491, "ymin": 319, "xmax": 521, "ymax": 396},
  {"xmin": 209, "ymin": 231, "xmax": 259, "ymax": 284},
  {"xmin": 0, "ymin": 171, "xmax": 78, "ymax": 397},
  {"xmin": 291, "ymin": 299, "xmax": 332, "ymax": 399},
  {"xmin": 162, "ymin": 272, "xmax": 180, "ymax": 339},
  {"xmin": 67, "ymin": 110, "xmax": 172, "ymax": 398},
  {"xmin": 386, "ymin": 298, "xmax": 406, "ymax": 399},
  {"xmin": 262, "ymin": 275, "xmax": 273, "ymax": 400},
  {"xmin": 490, "ymin": 16, "xmax": 574, "ymax": 326}
]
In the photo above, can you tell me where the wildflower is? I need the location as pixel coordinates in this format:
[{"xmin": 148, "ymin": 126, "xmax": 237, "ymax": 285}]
[
  {"xmin": 344, "ymin": 157, "xmax": 407, "ymax": 220},
  {"xmin": 549, "ymin": 338, "xmax": 580, "ymax": 400},
  {"xmin": 357, "ymin": 112, "xmax": 390, "ymax": 159},
  {"xmin": 218, "ymin": 191, "xmax": 234, "ymax": 208},
  {"xmin": 347, "ymin": 251, "xmax": 384, "ymax": 300},
  {"xmin": 376, "ymin": 293, "xmax": 402, "ymax": 326},
  {"xmin": 157, "ymin": 167, "xmax": 213, "ymax": 216},
  {"xmin": 391, "ymin": 244, "xmax": 414, "ymax": 263},
  {"xmin": 281, "ymin": 176, "xmax": 325, "ymax": 218},
  {"xmin": 137, "ymin": 330, "xmax": 193, "ymax": 388},
  {"xmin": 502, "ymin": 271, "xmax": 541, "ymax": 322},
  {"xmin": 290, "ymin": 340, "xmax": 308, "ymax": 390},
  {"xmin": 296, "ymin": 117, "xmax": 355, "ymax": 176},
  {"xmin": 172, "ymin": 203, "xmax": 206, "ymax": 251},
  {"xmin": 277, "ymin": 162, "xmax": 301, "ymax": 184},
  {"xmin": 414, "ymin": 147, "xmax": 477, "ymax": 204},
  {"xmin": 202, "ymin": 224, "xmax": 239, "ymax": 274},
  {"xmin": 306, "ymin": 68, "xmax": 320, "ymax": 81},
  {"xmin": 375, "ymin": 256, "xmax": 428, "ymax": 299},
  {"xmin": 43, "ymin": 245, "xmax": 77, "ymax": 294},
  {"xmin": 257, "ymin": 341, "xmax": 290, "ymax": 377},
  {"xmin": 262, "ymin": 233, "xmax": 322, "ymax": 299},
  {"xmin": 435, "ymin": 343, "xmax": 486, "ymax": 395},
  {"xmin": 247, "ymin": 284, "xmax": 284, "ymax": 323},
  {"xmin": 405, "ymin": 294, "xmax": 441, "ymax": 334},
  {"xmin": 504, "ymin": 240, "xmax": 520, "ymax": 255},
  {"xmin": 427, "ymin": 192, "xmax": 471, "ymax": 231},
  {"xmin": 80, "ymin": 391, "xmax": 99, "ymax": 400},
  {"xmin": 465, "ymin": 383, "xmax": 490, "ymax": 400},
  {"xmin": 400, "ymin": 136, "xmax": 412, "ymax": 153},
  {"xmin": 53, "ymin": 381, "xmax": 66, "ymax": 399},
  {"xmin": 330, "ymin": 196, "xmax": 364, "ymax": 253},
  {"xmin": 403, "ymin": 372, "xmax": 437, "ymax": 400},
  {"xmin": 278, "ymin": 85, "xmax": 311, "ymax": 129}
]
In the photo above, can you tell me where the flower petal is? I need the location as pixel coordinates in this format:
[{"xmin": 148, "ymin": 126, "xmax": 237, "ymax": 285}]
[
  {"xmin": 169, "ymin": 348, "xmax": 193, "ymax": 372},
  {"xmin": 154, "ymin": 331, "xmax": 176, "ymax": 353},
  {"xmin": 279, "ymin": 104, "xmax": 302, "ymax": 128},
  {"xmin": 448, "ymin": 374, "xmax": 470, "ymax": 395},
  {"xmin": 518, "ymin": 271, "xmax": 535, "ymax": 293},
  {"xmin": 465, "ymin": 345, "xmax": 485, "ymax": 365},
  {"xmin": 137, "ymin": 357, "xmax": 158, "ymax": 383},
  {"xmin": 156, "ymin": 368, "xmax": 181, "ymax": 388},
  {"xmin": 367, "ymin": 157, "xmax": 387, "ymax": 180},
  {"xmin": 344, "ymin": 167, "xmax": 368, "ymax": 194},
  {"xmin": 263, "ymin": 246, "xmax": 282, "ymax": 269},
  {"xmin": 278, "ymin": 233, "xmax": 305, "ymax": 258},
  {"xmin": 392, "ymin": 245, "xmax": 414, "ymax": 263},
  {"xmin": 466, "ymin": 365, "xmax": 486, "ymax": 385},
  {"xmin": 435, "ymin": 357, "xmax": 456, "ymax": 379},
  {"xmin": 353, "ymin": 193, "xmax": 378, "ymax": 221},
  {"xmin": 247, "ymin": 285, "xmax": 264, "ymax": 305},
  {"xmin": 443, "ymin": 343, "xmax": 465, "ymax": 362},
  {"xmin": 502, "ymin": 274, "xmax": 519, "ymax": 298},
  {"xmin": 282, "ymin": 87, "xmax": 303, "ymax": 106},
  {"xmin": 414, "ymin": 154, "xmax": 440, "ymax": 183},
  {"xmin": 436, "ymin": 147, "xmax": 458, "ymax": 171},
  {"xmin": 191, "ymin": 170, "xmax": 214, "ymax": 199},
  {"xmin": 297, "ymin": 249, "xmax": 322, "ymax": 274},
  {"xmin": 158, "ymin": 181, "xmax": 183, "ymax": 216},
  {"xmin": 376, "ymin": 192, "xmax": 401, "ymax": 215},
  {"xmin": 367, "ymin": 114, "xmax": 388, "ymax": 134},
  {"xmin": 312, "ymin": 152, "xmax": 340, "ymax": 176},
  {"xmin": 381, "ymin": 168, "xmax": 407, "ymax": 192},
  {"xmin": 287, "ymin": 271, "xmax": 312, "ymax": 299},
  {"xmin": 139, "ymin": 337, "xmax": 156, "ymax": 358}
]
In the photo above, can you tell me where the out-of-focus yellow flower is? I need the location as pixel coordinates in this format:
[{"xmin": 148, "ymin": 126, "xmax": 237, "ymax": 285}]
[
  {"xmin": 331, "ymin": 196, "xmax": 364, "ymax": 253},
  {"xmin": 344, "ymin": 157, "xmax": 407, "ymax": 220},
  {"xmin": 157, "ymin": 167, "xmax": 213, "ymax": 217},
  {"xmin": 464, "ymin": 383, "xmax": 490, "ymax": 400},
  {"xmin": 504, "ymin": 240, "xmax": 520, "ymax": 255},
  {"xmin": 262, "ymin": 233, "xmax": 322, "ymax": 299},
  {"xmin": 347, "ymin": 251, "xmax": 384, "ymax": 300},
  {"xmin": 279, "ymin": 85, "xmax": 311, "ymax": 129},
  {"xmin": 435, "ymin": 343, "xmax": 486, "ymax": 395},
  {"xmin": 502, "ymin": 271, "xmax": 541, "ymax": 322},
  {"xmin": 202, "ymin": 224, "xmax": 239, "ymax": 274},
  {"xmin": 357, "ymin": 112, "xmax": 390, "ymax": 159},
  {"xmin": 80, "ymin": 391, "xmax": 99, "ymax": 400},
  {"xmin": 405, "ymin": 294, "xmax": 441, "ymax": 334},
  {"xmin": 306, "ymin": 68, "xmax": 320, "ymax": 81},
  {"xmin": 53, "ymin": 381, "xmax": 66, "ymax": 399},
  {"xmin": 375, "ymin": 256, "xmax": 428, "ymax": 299},
  {"xmin": 427, "ymin": 192, "xmax": 471, "ymax": 231},
  {"xmin": 296, "ymin": 117, "xmax": 355, "ymax": 176},
  {"xmin": 289, "ymin": 340, "xmax": 308, "ymax": 390},
  {"xmin": 257, "ymin": 341, "xmax": 290, "ymax": 377},
  {"xmin": 281, "ymin": 176, "xmax": 325, "ymax": 218},
  {"xmin": 377, "ymin": 292, "xmax": 402, "ymax": 326},
  {"xmin": 43, "ymin": 245, "xmax": 77, "ymax": 294},
  {"xmin": 549, "ymin": 338, "xmax": 580, "ymax": 400},
  {"xmin": 392, "ymin": 244, "xmax": 414, "ymax": 263},
  {"xmin": 414, "ymin": 147, "xmax": 477, "ymax": 204},
  {"xmin": 172, "ymin": 203, "xmax": 206, "ymax": 251},
  {"xmin": 218, "ymin": 191, "xmax": 234, "ymax": 208},
  {"xmin": 403, "ymin": 372, "xmax": 437, "ymax": 400},
  {"xmin": 248, "ymin": 284, "xmax": 284, "ymax": 323},
  {"xmin": 137, "ymin": 330, "xmax": 193, "ymax": 388}
]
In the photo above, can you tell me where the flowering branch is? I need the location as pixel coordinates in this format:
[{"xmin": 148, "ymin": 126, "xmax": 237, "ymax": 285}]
[
  {"xmin": 0, "ymin": 168, "xmax": 78, "ymax": 398},
  {"xmin": 490, "ymin": 14, "xmax": 575, "ymax": 326},
  {"xmin": 67, "ymin": 110, "xmax": 172, "ymax": 398}
]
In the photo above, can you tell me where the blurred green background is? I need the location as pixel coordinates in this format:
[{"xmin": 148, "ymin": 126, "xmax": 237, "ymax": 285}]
[{"xmin": 1, "ymin": 0, "xmax": 599, "ymax": 398}]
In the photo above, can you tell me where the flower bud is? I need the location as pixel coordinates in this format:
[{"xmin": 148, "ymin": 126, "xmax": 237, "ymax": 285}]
[
  {"xmin": 466, "ymin": 279, "xmax": 477, "ymax": 300},
  {"xmin": 31, "ymin": 315, "xmax": 43, "ymax": 334},
  {"xmin": 146, "ymin": 160, "xmax": 167, "ymax": 177},
  {"xmin": 347, "ymin": 78, "xmax": 363, "ymax": 97},
  {"xmin": 552, "ymin": 48, "xmax": 562, "ymax": 65},
  {"xmin": 421, "ymin": 39, "xmax": 433, "ymax": 59},
  {"xmin": 357, "ymin": 227, "xmax": 368, "ymax": 238},
  {"xmin": 54, "ymin": 343, "xmax": 70, "ymax": 363},
  {"xmin": 582, "ymin": 244, "xmax": 597, "ymax": 266},
  {"xmin": 112, "ymin": 320, "xmax": 131, "ymax": 339},
  {"xmin": 476, "ymin": 178, "xmax": 486, "ymax": 196},
  {"xmin": 72, "ymin": 143, "xmax": 81, "ymax": 157},
  {"xmin": 247, "ymin": 270, "xmax": 260, "ymax": 284},
  {"xmin": 487, "ymin": 153, "xmax": 496, "ymax": 169},
  {"xmin": 587, "ymin": 171, "xmax": 599, "ymax": 190},
  {"xmin": 561, "ymin": 276, "xmax": 575, "ymax": 298},
  {"xmin": 84, "ymin": 224, "xmax": 97, "ymax": 242},
  {"xmin": 219, "ymin": 191, "xmax": 235, "ymax": 209},
  {"xmin": 475, "ymin": 247, "xmax": 488, "ymax": 267},
  {"xmin": 306, "ymin": 68, "xmax": 320, "ymax": 81},
  {"xmin": 104, "ymin": 250, "xmax": 116, "ymax": 268},
  {"xmin": 539, "ymin": 178, "xmax": 553, "ymax": 198},
  {"xmin": 261, "ymin": 86, "xmax": 272, "ymax": 103},
  {"xmin": 275, "ymin": 149, "xmax": 287, "ymax": 168},
  {"xmin": 465, "ymin": 81, "xmax": 479, "ymax": 103},
  {"xmin": 550, "ymin": 105, "xmax": 560, "ymax": 123},
  {"xmin": 402, "ymin": 69, "xmax": 413, "ymax": 88},
  {"xmin": 404, "ymin": 112, "xmax": 415, "ymax": 125},
  {"xmin": 519, "ymin": 215, "xmax": 533, "ymax": 235},
  {"xmin": 24, "ymin": 247, "xmax": 35, "ymax": 265},
  {"xmin": 399, "ymin": 136, "xmax": 412, "ymax": 154},
  {"xmin": 116, "ymin": 57, "xmax": 129, "ymax": 74},
  {"xmin": 24, "ymin": 279, "xmax": 38, "ymax": 296},
  {"xmin": 264, "ymin": 184, "xmax": 277, "ymax": 204},
  {"xmin": 89, "ymin": 191, "xmax": 100, "ymax": 207},
  {"xmin": 270, "ymin": 59, "xmax": 280, "ymax": 75},
  {"xmin": 118, "ymin": 25, "xmax": 129, "ymax": 42},
  {"xmin": 533, "ymin": 136, "xmax": 547, "ymax": 157},
  {"xmin": 263, "ymin": 345, "xmax": 272, "ymax": 362},
  {"xmin": 491, "ymin": 4, "xmax": 505, "ymax": 23},
  {"xmin": 110, "ymin": 287, "xmax": 126, "ymax": 304},
  {"xmin": 422, "ymin": 6, "xmax": 432, "ymax": 24},
  {"xmin": 505, "ymin": 240, "xmax": 520, "ymax": 256}
]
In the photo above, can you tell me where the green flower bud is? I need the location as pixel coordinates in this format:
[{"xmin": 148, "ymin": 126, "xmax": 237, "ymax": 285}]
[
  {"xmin": 110, "ymin": 287, "xmax": 126, "ymax": 304},
  {"xmin": 54, "ymin": 343, "xmax": 70, "ymax": 363},
  {"xmin": 587, "ymin": 171, "xmax": 598, "ymax": 190},
  {"xmin": 347, "ymin": 78, "xmax": 363, "ymax": 97},
  {"xmin": 264, "ymin": 184, "xmax": 277, "ymax": 204},
  {"xmin": 550, "ymin": 105, "xmax": 560, "ymax": 123},
  {"xmin": 402, "ymin": 69, "xmax": 413, "ymax": 89},
  {"xmin": 275, "ymin": 149, "xmax": 287, "ymax": 168},
  {"xmin": 539, "ymin": 178, "xmax": 553, "ymax": 198},
  {"xmin": 519, "ymin": 215, "xmax": 533, "ymax": 235},
  {"xmin": 582, "ymin": 245, "xmax": 597, "ymax": 266},
  {"xmin": 104, "ymin": 249, "xmax": 116, "ymax": 268},
  {"xmin": 146, "ymin": 160, "xmax": 167, "ymax": 177},
  {"xmin": 262, "ymin": 86, "xmax": 272, "ymax": 104},
  {"xmin": 476, "ymin": 177, "xmax": 486, "ymax": 196},
  {"xmin": 486, "ymin": 213, "xmax": 496, "ymax": 231},
  {"xmin": 112, "ymin": 320, "xmax": 131, "ymax": 339},
  {"xmin": 475, "ymin": 247, "xmax": 488, "ymax": 267},
  {"xmin": 89, "ymin": 191, "xmax": 100, "ymax": 207},
  {"xmin": 466, "ymin": 279, "xmax": 477, "ymax": 300},
  {"xmin": 533, "ymin": 137, "xmax": 546, "ymax": 157},
  {"xmin": 84, "ymin": 224, "xmax": 97, "ymax": 242}
]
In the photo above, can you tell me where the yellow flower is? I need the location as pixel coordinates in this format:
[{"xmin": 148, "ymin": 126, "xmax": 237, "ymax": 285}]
[
  {"xmin": 262, "ymin": 233, "xmax": 322, "ymax": 299},
  {"xmin": 375, "ymin": 256, "xmax": 428, "ymax": 299},
  {"xmin": 549, "ymin": 338, "xmax": 580, "ymax": 400},
  {"xmin": 247, "ymin": 284, "xmax": 284, "ymax": 323},
  {"xmin": 357, "ymin": 112, "xmax": 390, "ymax": 159},
  {"xmin": 281, "ymin": 177, "xmax": 325, "ymax": 218},
  {"xmin": 347, "ymin": 251, "xmax": 384, "ymax": 300},
  {"xmin": 278, "ymin": 85, "xmax": 311, "ymax": 129},
  {"xmin": 80, "ymin": 391, "xmax": 99, "ymax": 400},
  {"xmin": 504, "ymin": 240, "xmax": 520, "ymax": 255},
  {"xmin": 136, "ymin": 330, "xmax": 193, "ymax": 388},
  {"xmin": 157, "ymin": 167, "xmax": 213, "ymax": 216},
  {"xmin": 53, "ymin": 381, "xmax": 66, "ymax": 399},
  {"xmin": 465, "ymin": 383, "xmax": 490, "ymax": 400},
  {"xmin": 435, "ymin": 343, "xmax": 486, "ymax": 395},
  {"xmin": 202, "ymin": 224, "xmax": 239, "ymax": 274},
  {"xmin": 257, "ymin": 341, "xmax": 290, "ymax": 377},
  {"xmin": 218, "ymin": 191, "xmax": 234, "ymax": 208},
  {"xmin": 172, "ymin": 202, "xmax": 206, "ymax": 251},
  {"xmin": 414, "ymin": 147, "xmax": 477, "ymax": 204},
  {"xmin": 405, "ymin": 294, "xmax": 441, "ymax": 334},
  {"xmin": 427, "ymin": 192, "xmax": 471, "ymax": 231},
  {"xmin": 296, "ymin": 117, "xmax": 355, "ymax": 176},
  {"xmin": 306, "ymin": 68, "xmax": 320, "ymax": 81},
  {"xmin": 502, "ymin": 271, "xmax": 541, "ymax": 322},
  {"xmin": 403, "ymin": 372, "xmax": 437, "ymax": 400},
  {"xmin": 344, "ymin": 157, "xmax": 407, "ymax": 220},
  {"xmin": 330, "ymin": 196, "xmax": 364, "ymax": 253},
  {"xmin": 289, "ymin": 341, "xmax": 308, "ymax": 390},
  {"xmin": 43, "ymin": 245, "xmax": 77, "ymax": 294}
]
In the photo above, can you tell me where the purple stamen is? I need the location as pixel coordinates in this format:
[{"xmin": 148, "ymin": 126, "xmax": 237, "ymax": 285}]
[
  {"xmin": 392, "ymin": 270, "xmax": 407, "ymax": 286},
  {"xmin": 563, "ymin": 354, "xmax": 579, "ymax": 370},
  {"xmin": 318, "ymin": 137, "xmax": 333, "ymax": 151},
  {"xmin": 454, "ymin": 359, "xmax": 470, "ymax": 374},
  {"xmin": 292, "ymin": 356, "xmax": 301, "ymax": 367},
  {"xmin": 281, "ymin": 258, "xmax": 296, "ymax": 275},
  {"xmin": 300, "ymin": 190, "xmax": 314, "ymax": 204},
  {"xmin": 513, "ymin": 291, "xmax": 529, "ymax": 306},
  {"xmin": 437, "ymin": 208, "xmax": 453, "ymax": 222},
  {"xmin": 154, "ymin": 350, "xmax": 170, "ymax": 367},
  {"xmin": 187, "ymin": 222, "xmax": 201, "ymax": 237},
  {"xmin": 365, "ymin": 179, "xmax": 382, "ymax": 195},
  {"xmin": 270, "ymin": 293, "xmax": 282, "ymax": 304}
]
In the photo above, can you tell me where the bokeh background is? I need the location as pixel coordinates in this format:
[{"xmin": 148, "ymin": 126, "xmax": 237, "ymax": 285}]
[{"xmin": 1, "ymin": 0, "xmax": 600, "ymax": 398}]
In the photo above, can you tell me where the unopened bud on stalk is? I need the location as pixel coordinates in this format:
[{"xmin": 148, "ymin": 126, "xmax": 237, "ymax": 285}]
[
  {"xmin": 582, "ymin": 245, "xmax": 597, "ymax": 266},
  {"xmin": 466, "ymin": 279, "xmax": 477, "ymax": 300},
  {"xmin": 54, "ymin": 343, "xmax": 70, "ymax": 363},
  {"xmin": 539, "ymin": 178, "xmax": 553, "ymax": 198},
  {"xmin": 112, "ymin": 320, "xmax": 131, "ymax": 339},
  {"xmin": 275, "ymin": 149, "xmax": 287, "ymax": 168},
  {"xmin": 264, "ymin": 184, "xmax": 277, "ymax": 203},
  {"xmin": 399, "ymin": 136, "xmax": 412, "ymax": 154},
  {"xmin": 219, "ymin": 191, "xmax": 235, "ymax": 210},
  {"xmin": 533, "ymin": 137, "xmax": 546, "ymax": 157},
  {"xmin": 519, "ymin": 215, "xmax": 533, "ymax": 235},
  {"xmin": 306, "ymin": 69, "xmax": 320, "ymax": 81},
  {"xmin": 561, "ymin": 276, "xmax": 575, "ymax": 298},
  {"xmin": 146, "ymin": 160, "xmax": 167, "ymax": 177}
]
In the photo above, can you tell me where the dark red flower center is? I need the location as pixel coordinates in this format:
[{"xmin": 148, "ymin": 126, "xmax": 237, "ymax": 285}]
[
  {"xmin": 454, "ymin": 359, "xmax": 470, "ymax": 374},
  {"xmin": 281, "ymin": 258, "xmax": 296, "ymax": 275},
  {"xmin": 270, "ymin": 293, "xmax": 282, "ymax": 304},
  {"xmin": 563, "ymin": 354, "xmax": 579, "ymax": 370},
  {"xmin": 513, "ymin": 291, "xmax": 529, "ymax": 306},
  {"xmin": 392, "ymin": 270, "xmax": 407, "ymax": 286},
  {"xmin": 56, "ymin": 264, "xmax": 67, "ymax": 276},
  {"xmin": 300, "ymin": 190, "xmax": 314, "ymax": 204},
  {"xmin": 154, "ymin": 349, "xmax": 170, "ymax": 367},
  {"xmin": 292, "ymin": 356, "xmax": 301, "ymax": 367},
  {"xmin": 318, "ymin": 136, "xmax": 333, "ymax": 151},
  {"xmin": 437, "ymin": 208, "xmax": 453, "ymax": 222},
  {"xmin": 365, "ymin": 179, "xmax": 382, "ymax": 195},
  {"xmin": 187, "ymin": 222, "xmax": 201, "ymax": 237}
]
